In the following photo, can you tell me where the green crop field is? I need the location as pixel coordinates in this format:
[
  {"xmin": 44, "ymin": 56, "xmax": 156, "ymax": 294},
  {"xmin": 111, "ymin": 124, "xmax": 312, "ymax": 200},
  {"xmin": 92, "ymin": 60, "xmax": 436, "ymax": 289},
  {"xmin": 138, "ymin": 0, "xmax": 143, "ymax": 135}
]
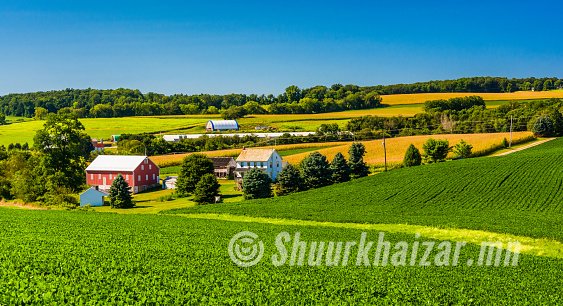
[
  {"xmin": 1, "ymin": 208, "xmax": 562, "ymax": 304},
  {"xmin": 177, "ymin": 137, "xmax": 563, "ymax": 242}
]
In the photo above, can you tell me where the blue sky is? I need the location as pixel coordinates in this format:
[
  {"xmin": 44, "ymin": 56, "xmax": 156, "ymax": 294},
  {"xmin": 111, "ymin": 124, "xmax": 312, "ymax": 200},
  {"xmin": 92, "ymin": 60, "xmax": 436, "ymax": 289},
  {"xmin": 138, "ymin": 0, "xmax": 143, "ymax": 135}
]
[{"xmin": 1, "ymin": 0, "xmax": 562, "ymax": 95}]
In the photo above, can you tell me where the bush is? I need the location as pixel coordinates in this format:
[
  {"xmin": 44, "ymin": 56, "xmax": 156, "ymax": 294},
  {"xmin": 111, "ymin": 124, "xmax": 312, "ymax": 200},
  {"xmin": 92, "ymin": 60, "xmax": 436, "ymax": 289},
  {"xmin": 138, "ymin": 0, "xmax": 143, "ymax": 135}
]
[
  {"xmin": 194, "ymin": 174, "xmax": 221, "ymax": 204},
  {"xmin": 242, "ymin": 168, "xmax": 272, "ymax": 199},
  {"xmin": 453, "ymin": 140, "xmax": 473, "ymax": 159},
  {"xmin": 300, "ymin": 152, "xmax": 332, "ymax": 189},
  {"xmin": 176, "ymin": 154, "xmax": 214, "ymax": 196},
  {"xmin": 403, "ymin": 144, "xmax": 422, "ymax": 167},
  {"xmin": 277, "ymin": 164, "xmax": 305, "ymax": 195},
  {"xmin": 422, "ymin": 139, "xmax": 450, "ymax": 163}
]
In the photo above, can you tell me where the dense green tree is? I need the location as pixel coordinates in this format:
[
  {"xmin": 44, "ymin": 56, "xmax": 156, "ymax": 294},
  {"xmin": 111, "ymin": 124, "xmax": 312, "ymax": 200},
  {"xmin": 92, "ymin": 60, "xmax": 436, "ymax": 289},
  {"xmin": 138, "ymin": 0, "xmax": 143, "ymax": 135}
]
[
  {"xmin": 221, "ymin": 106, "xmax": 246, "ymax": 120},
  {"xmin": 330, "ymin": 153, "xmax": 351, "ymax": 183},
  {"xmin": 277, "ymin": 164, "xmax": 305, "ymax": 195},
  {"xmin": 422, "ymin": 139, "xmax": 451, "ymax": 163},
  {"xmin": 193, "ymin": 173, "xmax": 221, "ymax": 204},
  {"xmin": 403, "ymin": 144, "xmax": 422, "ymax": 167},
  {"xmin": 0, "ymin": 112, "xmax": 6, "ymax": 125},
  {"xmin": 453, "ymin": 140, "xmax": 473, "ymax": 159},
  {"xmin": 300, "ymin": 152, "xmax": 332, "ymax": 189},
  {"xmin": 348, "ymin": 143, "xmax": 369, "ymax": 178},
  {"xmin": 176, "ymin": 154, "xmax": 214, "ymax": 196},
  {"xmin": 285, "ymin": 85, "xmax": 302, "ymax": 102},
  {"xmin": 33, "ymin": 114, "xmax": 92, "ymax": 191},
  {"xmin": 34, "ymin": 107, "xmax": 49, "ymax": 120},
  {"xmin": 109, "ymin": 174, "xmax": 134, "ymax": 208},
  {"xmin": 531, "ymin": 115, "xmax": 555, "ymax": 137},
  {"xmin": 242, "ymin": 168, "xmax": 272, "ymax": 199}
]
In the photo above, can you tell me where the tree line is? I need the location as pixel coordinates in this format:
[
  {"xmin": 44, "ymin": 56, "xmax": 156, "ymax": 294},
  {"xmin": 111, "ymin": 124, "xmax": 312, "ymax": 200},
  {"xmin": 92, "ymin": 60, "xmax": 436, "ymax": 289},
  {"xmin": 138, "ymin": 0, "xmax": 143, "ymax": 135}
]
[{"xmin": 1, "ymin": 77, "xmax": 561, "ymax": 118}]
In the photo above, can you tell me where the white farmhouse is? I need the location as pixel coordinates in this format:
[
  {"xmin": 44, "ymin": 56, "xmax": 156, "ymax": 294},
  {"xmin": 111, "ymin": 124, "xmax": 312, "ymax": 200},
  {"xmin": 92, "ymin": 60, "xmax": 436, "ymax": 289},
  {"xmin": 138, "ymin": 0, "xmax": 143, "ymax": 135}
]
[{"xmin": 234, "ymin": 148, "xmax": 283, "ymax": 186}]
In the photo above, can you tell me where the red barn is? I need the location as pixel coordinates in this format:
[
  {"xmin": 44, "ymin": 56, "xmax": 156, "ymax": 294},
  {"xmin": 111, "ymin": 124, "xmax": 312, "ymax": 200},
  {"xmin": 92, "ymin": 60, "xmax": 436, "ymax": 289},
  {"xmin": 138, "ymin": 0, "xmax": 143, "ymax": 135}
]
[{"xmin": 85, "ymin": 155, "xmax": 160, "ymax": 194}]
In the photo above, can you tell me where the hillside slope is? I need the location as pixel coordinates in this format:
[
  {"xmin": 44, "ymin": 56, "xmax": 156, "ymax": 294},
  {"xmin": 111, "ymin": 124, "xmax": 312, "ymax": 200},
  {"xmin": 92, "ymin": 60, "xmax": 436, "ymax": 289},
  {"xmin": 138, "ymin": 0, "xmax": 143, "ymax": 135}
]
[{"xmin": 174, "ymin": 137, "xmax": 563, "ymax": 240}]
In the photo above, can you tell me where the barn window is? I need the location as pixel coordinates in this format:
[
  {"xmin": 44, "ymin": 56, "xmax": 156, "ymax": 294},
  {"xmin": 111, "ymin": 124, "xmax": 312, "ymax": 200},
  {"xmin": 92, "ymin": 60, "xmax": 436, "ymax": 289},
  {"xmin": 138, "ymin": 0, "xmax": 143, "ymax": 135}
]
[
  {"xmin": 98, "ymin": 174, "xmax": 101, "ymax": 179},
  {"xmin": 141, "ymin": 165, "xmax": 144, "ymax": 171},
  {"xmin": 149, "ymin": 165, "xmax": 152, "ymax": 170},
  {"xmin": 152, "ymin": 174, "xmax": 155, "ymax": 180},
  {"xmin": 138, "ymin": 175, "xmax": 141, "ymax": 181},
  {"xmin": 146, "ymin": 175, "xmax": 148, "ymax": 181},
  {"xmin": 109, "ymin": 174, "xmax": 113, "ymax": 179},
  {"xmin": 126, "ymin": 175, "xmax": 129, "ymax": 180},
  {"xmin": 90, "ymin": 174, "xmax": 93, "ymax": 180}
]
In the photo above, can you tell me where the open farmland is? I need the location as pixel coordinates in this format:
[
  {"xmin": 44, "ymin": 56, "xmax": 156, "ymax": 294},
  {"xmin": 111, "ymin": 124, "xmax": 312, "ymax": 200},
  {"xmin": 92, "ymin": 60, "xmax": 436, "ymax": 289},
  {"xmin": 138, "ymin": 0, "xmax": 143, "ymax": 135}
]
[
  {"xmin": 2, "ymin": 91, "xmax": 561, "ymax": 146},
  {"xmin": 282, "ymin": 131, "xmax": 534, "ymax": 166},
  {"xmin": 0, "ymin": 117, "xmax": 209, "ymax": 146},
  {"xmin": 1, "ymin": 208, "xmax": 562, "ymax": 304},
  {"xmin": 180, "ymin": 136, "xmax": 563, "ymax": 242}
]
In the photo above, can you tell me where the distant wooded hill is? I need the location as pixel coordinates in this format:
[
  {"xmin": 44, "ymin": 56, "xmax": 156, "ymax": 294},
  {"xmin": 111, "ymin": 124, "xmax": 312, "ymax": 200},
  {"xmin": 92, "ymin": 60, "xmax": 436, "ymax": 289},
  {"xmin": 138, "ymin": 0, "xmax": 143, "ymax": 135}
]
[{"xmin": 0, "ymin": 77, "xmax": 560, "ymax": 118}]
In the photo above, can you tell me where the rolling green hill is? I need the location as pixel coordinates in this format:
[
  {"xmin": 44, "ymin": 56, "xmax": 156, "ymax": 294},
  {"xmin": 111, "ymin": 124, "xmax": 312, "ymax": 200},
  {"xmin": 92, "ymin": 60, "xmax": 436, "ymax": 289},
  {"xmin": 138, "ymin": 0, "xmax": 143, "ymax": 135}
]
[
  {"xmin": 174, "ymin": 137, "xmax": 563, "ymax": 241},
  {"xmin": 0, "ymin": 208, "xmax": 561, "ymax": 304}
]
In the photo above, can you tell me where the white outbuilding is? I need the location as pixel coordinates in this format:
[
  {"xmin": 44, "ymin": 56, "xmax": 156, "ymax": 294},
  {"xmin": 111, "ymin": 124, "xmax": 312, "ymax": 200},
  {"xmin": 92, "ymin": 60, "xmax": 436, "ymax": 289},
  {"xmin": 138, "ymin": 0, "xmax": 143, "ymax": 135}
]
[
  {"xmin": 79, "ymin": 187, "xmax": 108, "ymax": 207},
  {"xmin": 206, "ymin": 120, "xmax": 240, "ymax": 132}
]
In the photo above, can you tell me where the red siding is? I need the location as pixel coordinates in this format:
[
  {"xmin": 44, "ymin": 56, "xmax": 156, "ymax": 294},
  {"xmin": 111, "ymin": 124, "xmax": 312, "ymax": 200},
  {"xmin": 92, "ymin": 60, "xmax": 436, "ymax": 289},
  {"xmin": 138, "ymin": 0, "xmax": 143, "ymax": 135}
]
[{"xmin": 85, "ymin": 158, "xmax": 160, "ymax": 193}]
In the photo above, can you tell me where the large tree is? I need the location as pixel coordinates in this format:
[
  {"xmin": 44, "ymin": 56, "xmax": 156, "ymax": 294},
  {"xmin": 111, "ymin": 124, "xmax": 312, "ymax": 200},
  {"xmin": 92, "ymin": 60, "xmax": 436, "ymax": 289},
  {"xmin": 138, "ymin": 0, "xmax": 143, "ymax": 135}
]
[
  {"xmin": 176, "ymin": 154, "xmax": 215, "ymax": 196},
  {"xmin": 348, "ymin": 143, "xmax": 369, "ymax": 178},
  {"xmin": 193, "ymin": 173, "xmax": 221, "ymax": 204},
  {"xmin": 330, "ymin": 153, "xmax": 351, "ymax": 183},
  {"xmin": 33, "ymin": 113, "xmax": 93, "ymax": 191},
  {"xmin": 109, "ymin": 174, "xmax": 134, "ymax": 208},
  {"xmin": 242, "ymin": 168, "xmax": 272, "ymax": 199},
  {"xmin": 300, "ymin": 152, "xmax": 332, "ymax": 189},
  {"xmin": 277, "ymin": 164, "xmax": 305, "ymax": 195}
]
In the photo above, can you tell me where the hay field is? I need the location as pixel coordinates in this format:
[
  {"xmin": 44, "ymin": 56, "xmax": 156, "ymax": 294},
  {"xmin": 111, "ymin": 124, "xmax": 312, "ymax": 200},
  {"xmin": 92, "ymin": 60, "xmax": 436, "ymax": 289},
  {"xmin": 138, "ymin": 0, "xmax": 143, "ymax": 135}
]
[
  {"xmin": 282, "ymin": 132, "xmax": 534, "ymax": 166},
  {"xmin": 380, "ymin": 91, "xmax": 563, "ymax": 105}
]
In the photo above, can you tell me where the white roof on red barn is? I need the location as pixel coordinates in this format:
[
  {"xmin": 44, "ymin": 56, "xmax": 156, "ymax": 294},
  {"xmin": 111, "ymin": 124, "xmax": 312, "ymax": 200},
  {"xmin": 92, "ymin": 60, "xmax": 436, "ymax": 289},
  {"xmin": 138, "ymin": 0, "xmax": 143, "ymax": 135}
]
[{"xmin": 86, "ymin": 155, "xmax": 148, "ymax": 172}]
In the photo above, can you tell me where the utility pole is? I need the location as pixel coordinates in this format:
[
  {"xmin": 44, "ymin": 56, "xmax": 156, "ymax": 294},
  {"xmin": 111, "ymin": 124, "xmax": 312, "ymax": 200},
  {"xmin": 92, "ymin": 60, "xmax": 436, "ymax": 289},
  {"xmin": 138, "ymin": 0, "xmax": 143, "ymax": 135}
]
[
  {"xmin": 382, "ymin": 129, "xmax": 387, "ymax": 172},
  {"xmin": 509, "ymin": 115, "xmax": 513, "ymax": 148}
]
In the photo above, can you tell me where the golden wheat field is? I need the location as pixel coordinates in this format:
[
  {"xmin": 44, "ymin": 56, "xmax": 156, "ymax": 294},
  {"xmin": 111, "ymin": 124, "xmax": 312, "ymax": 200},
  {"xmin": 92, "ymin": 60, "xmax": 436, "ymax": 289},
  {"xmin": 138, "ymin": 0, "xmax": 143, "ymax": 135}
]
[
  {"xmin": 150, "ymin": 142, "xmax": 348, "ymax": 167},
  {"xmin": 282, "ymin": 132, "xmax": 534, "ymax": 166},
  {"xmin": 379, "ymin": 91, "xmax": 563, "ymax": 105}
]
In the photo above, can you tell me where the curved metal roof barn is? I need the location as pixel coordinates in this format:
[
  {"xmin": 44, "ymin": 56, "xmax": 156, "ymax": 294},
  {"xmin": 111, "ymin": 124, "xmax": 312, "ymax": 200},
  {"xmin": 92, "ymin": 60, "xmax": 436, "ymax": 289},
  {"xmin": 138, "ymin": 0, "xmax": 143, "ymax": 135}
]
[{"xmin": 206, "ymin": 120, "xmax": 240, "ymax": 131}]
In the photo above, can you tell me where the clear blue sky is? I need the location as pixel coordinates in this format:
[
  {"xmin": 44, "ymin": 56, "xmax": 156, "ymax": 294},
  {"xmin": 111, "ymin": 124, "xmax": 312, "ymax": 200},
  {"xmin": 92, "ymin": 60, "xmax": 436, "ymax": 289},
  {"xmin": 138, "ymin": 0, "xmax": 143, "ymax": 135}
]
[{"xmin": 1, "ymin": 0, "xmax": 562, "ymax": 95}]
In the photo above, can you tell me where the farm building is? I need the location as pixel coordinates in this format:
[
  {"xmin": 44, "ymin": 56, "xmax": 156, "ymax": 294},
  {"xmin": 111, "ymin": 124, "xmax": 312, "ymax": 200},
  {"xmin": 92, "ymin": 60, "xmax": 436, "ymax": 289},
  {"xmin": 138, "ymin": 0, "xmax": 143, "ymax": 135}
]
[
  {"xmin": 79, "ymin": 187, "xmax": 108, "ymax": 207},
  {"xmin": 206, "ymin": 120, "xmax": 239, "ymax": 132},
  {"xmin": 162, "ymin": 176, "xmax": 178, "ymax": 189},
  {"xmin": 234, "ymin": 148, "xmax": 283, "ymax": 188},
  {"xmin": 210, "ymin": 157, "xmax": 237, "ymax": 179},
  {"xmin": 91, "ymin": 139, "xmax": 105, "ymax": 152},
  {"xmin": 162, "ymin": 132, "xmax": 316, "ymax": 142},
  {"xmin": 85, "ymin": 155, "xmax": 160, "ymax": 194}
]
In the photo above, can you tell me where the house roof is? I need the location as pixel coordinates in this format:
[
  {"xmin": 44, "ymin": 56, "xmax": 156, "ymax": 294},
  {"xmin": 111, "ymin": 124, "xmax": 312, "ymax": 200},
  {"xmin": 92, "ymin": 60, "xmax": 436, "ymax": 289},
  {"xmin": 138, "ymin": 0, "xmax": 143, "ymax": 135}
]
[
  {"xmin": 236, "ymin": 149, "xmax": 277, "ymax": 162},
  {"xmin": 86, "ymin": 155, "xmax": 148, "ymax": 172},
  {"xmin": 211, "ymin": 157, "xmax": 235, "ymax": 168},
  {"xmin": 80, "ymin": 187, "xmax": 108, "ymax": 196},
  {"xmin": 207, "ymin": 120, "xmax": 239, "ymax": 130}
]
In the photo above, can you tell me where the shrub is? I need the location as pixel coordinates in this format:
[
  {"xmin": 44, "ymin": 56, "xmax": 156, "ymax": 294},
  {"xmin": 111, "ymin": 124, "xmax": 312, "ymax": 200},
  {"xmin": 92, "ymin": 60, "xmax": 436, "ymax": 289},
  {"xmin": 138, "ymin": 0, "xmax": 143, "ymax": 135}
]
[
  {"xmin": 242, "ymin": 168, "xmax": 272, "ymax": 199},
  {"xmin": 403, "ymin": 144, "xmax": 422, "ymax": 167},
  {"xmin": 193, "ymin": 174, "xmax": 221, "ymax": 204},
  {"xmin": 422, "ymin": 139, "xmax": 450, "ymax": 163},
  {"xmin": 453, "ymin": 140, "xmax": 473, "ymax": 159}
]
